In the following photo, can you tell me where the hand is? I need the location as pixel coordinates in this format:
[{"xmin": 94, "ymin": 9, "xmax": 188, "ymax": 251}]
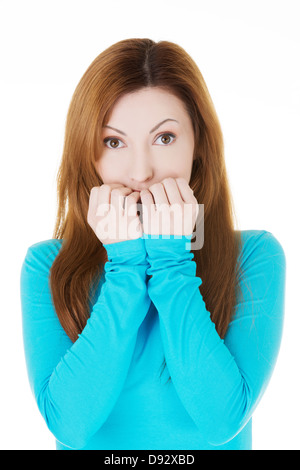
[
  {"xmin": 140, "ymin": 177, "xmax": 199, "ymax": 236},
  {"xmin": 87, "ymin": 183, "xmax": 143, "ymax": 245}
]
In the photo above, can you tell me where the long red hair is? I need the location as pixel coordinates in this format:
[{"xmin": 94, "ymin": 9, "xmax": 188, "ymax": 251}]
[{"xmin": 50, "ymin": 38, "xmax": 244, "ymax": 382}]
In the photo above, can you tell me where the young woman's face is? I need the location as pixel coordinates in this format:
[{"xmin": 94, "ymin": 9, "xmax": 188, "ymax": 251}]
[{"xmin": 95, "ymin": 87, "xmax": 195, "ymax": 191}]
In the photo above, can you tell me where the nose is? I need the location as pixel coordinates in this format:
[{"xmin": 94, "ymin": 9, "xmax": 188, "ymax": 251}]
[{"xmin": 128, "ymin": 151, "xmax": 154, "ymax": 189}]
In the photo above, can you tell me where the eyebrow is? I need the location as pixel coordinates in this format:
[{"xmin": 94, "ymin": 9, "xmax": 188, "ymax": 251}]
[{"xmin": 102, "ymin": 118, "xmax": 179, "ymax": 136}]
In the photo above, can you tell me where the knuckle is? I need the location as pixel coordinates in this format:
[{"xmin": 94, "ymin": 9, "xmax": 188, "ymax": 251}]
[
  {"xmin": 163, "ymin": 177, "xmax": 175, "ymax": 184},
  {"xmin": 111, "ymin": 188, "xmax": 122, "ymax": 196},
  {"xmin": 112, "ymin": 187, "xmax": 130, "ymax": 194},
  {"xmin": 99, "ymin": 184, "xmax": 110, "ymax": 191},
  {"xmin": 90, "ymin": 186, "xmax": 99, "ymax": 196},
  {"xmin": 149, "ymin": 182, "xmax": 161, "ymax": 191},
  {"xmin": 176, "ymin": 177, "xmax": 187, "ymax": 185}
]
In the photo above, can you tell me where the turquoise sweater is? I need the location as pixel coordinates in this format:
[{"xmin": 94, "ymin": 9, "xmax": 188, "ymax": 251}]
[{"xmin": 20, "ymin": 230, "xmax": 286, "ymax": 450}]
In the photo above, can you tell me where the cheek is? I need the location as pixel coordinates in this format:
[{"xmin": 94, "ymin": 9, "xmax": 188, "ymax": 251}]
[
  {"xmin": 94, "ymin": 160, "xmax": 104, "ymax": 181},
  {"xmin": 164, "ymin": 145, "xmax": 193, "ymax": 174},
  {"xmin": 157, "ymin": 160, "xmax": 193, "ymax": 185},
  {"xmin": 95, "ymin": 156, "xmax": 125, "ymax": 183},
  {"xmin": 168, "ymin": 148, "xmax": 194, "ymax": 183}
]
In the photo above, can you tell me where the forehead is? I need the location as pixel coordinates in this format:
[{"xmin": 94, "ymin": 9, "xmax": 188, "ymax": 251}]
[{"xmin": 107, "ymin": 87, "xmax": 189, "ymax": 123}]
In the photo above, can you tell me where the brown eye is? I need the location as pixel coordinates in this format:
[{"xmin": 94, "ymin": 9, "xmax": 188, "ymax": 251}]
[
  {"xmin": 162, "ymin": 135, "xmax": 171, "ymax": 144},
  {"xmin": 155, "ymin": 133, "xmax": 176, "ymax": 145},
  {"xmin": 103, "ymin": 137, "xmax": 125, "ymax": 149}
]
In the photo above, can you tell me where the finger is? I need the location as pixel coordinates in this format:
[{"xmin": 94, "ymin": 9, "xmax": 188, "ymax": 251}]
[
  {"xmin": 124, "ymin": 191, "xmax": 140, "ymax": 216},
  {"xmin": 161, "ymin": 177, "xmax": 184, "ymax": 205},
  {"xmin": 175, "ymin": 177, "xmax": 195, "ymax": 203},
  {"xmin": 140, "ymin": 189, "xmax": 155, "ymax": 210},
  {"xmin": 140, "ymin": 189, "xmax": 155, "ymax": 232},
  {"xmin": 88, "ymin": 186, "xmax": 100, "ymax": 224},
  {"xmin": 148, "ymin": 182, "xmax": 169, "ymax": 206},
  {"xmin": 110, "ymin": 187, "xmax": 132, "ymax": 212},
  {"xmin": 108, "ymin": 183, "xmax": 127, "ymax": 191},
  {"xmin": 92, "ymin": 185, "xmax": 112, "ymax": 217},
  {"xmin": 97, "ymin": 183, "xmax": 126, "ymax": 206}
]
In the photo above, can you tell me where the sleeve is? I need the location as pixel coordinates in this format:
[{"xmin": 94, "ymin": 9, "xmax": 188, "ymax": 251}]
[
  {"xmin": 20, "ymin": 237, "xmax": 151, "ymax": 450},
  {"xmin": 143, "ymin": 231, "xmax": 286, "ymax": 446}
]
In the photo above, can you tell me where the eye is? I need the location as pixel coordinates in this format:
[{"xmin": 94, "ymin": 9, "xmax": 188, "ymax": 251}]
[
  {"xmin": 103, "ymin": 137, "xmax": 125, "ymax": 149},
  {"xmin": 103, "ymin": 132, "xmax": 176, "ymax": 150},
  {"xmin": 155, "ymin": 132, "xmax": 176, "ymax": 146}
]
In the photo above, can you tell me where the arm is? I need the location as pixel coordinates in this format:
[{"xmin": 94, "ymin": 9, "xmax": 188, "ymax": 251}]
[
  {"xmin": 144, "ymin": 231, "xmax": 286, "ymax": 445},
  {"xmin": 20, "ymin": 237, "xmax": 151, "ymax": 449}
]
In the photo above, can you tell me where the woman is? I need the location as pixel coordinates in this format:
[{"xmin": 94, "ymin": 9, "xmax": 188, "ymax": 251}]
[{"xmin": 20, "ymin": 38, "xmax": 286, "ymax": 450}]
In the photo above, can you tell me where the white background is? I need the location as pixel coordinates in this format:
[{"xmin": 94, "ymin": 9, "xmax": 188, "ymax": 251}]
[{"xmin": 1, "ymin": 0, "xmax": 299, "ymax": 450}]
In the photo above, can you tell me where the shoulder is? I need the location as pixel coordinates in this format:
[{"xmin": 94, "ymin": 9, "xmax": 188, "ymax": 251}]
[
  {"xmin": 236, "ymin": 229, "xmax": 286, "ymax": 268},
  {"xmin": 235, "ymin": 230, "xmax": 286, "ymax": 297},
  {"xmin": 21, "ymin": 239, "xmax": 64, "ymax": 275}
]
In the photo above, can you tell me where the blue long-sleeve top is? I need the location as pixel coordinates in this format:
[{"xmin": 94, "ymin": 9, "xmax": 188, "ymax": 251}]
[{"xmin": 20, "ymin": 230, "xmax": 286, "ymax": 450}]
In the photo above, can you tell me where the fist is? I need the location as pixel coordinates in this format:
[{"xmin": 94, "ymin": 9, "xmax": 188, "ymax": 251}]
[
  {"xmin": 87, "ymin": 183, "xmax": 143, "ymax": 245},
  {"xmin": 140, "ymin": 177, "xmax": 199, "ymax": 236}
]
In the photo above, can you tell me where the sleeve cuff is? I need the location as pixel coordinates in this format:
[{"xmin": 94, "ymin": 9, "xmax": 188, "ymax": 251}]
[
  {"xmin": 143, "ymin": 234, "xmax": 193, "ymax": 259},
  {"xmin": 103, "ymin": 237, "xmax": 147, "ymax": 264}
]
